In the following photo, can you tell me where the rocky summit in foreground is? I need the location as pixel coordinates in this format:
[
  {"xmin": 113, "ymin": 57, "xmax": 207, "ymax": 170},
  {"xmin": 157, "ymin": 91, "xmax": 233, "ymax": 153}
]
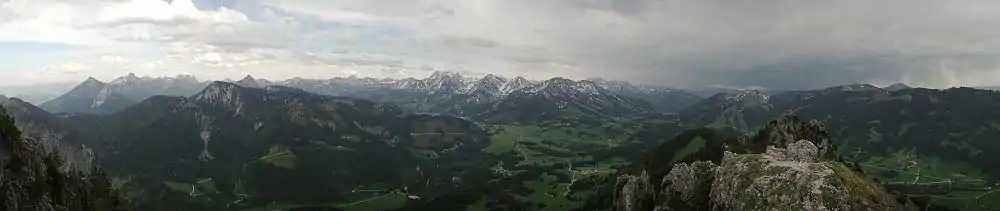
[{"xmin": 610, "ymin": 115, "xmax": 918, "ymax": 211}]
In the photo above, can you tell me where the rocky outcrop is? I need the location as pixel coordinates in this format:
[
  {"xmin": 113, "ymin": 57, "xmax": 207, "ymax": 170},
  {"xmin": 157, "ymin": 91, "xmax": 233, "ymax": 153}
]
[
  {"xmin": 709, "ymin": 140, "xmax": 907, "ymax": 210},
  {"xmin": 659, "ymin": 161, "xmax": 715, "ymax": 210},
  {"xmin": 614, "ymin": 171, "xmax": 654, "ymax": 211},
  {"xmin": 610, "ymin": 115, "xmax": 917, "ymax": 211}
]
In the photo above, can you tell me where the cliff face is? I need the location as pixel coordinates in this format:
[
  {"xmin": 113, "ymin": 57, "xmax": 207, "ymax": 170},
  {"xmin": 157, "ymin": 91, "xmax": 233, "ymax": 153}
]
[
  {"xmin": 0, "ymin": 105, "xmax": 130, "ymax": 210},
  {"xmin": 612, "ymin": 115, "xmax": 917, "ymax": 211}
]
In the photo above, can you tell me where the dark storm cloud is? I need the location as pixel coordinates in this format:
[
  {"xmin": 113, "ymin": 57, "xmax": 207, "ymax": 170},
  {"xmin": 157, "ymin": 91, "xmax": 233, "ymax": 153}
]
[{"xmin": 440, "ymin": 0, "xmax": 1000, "ymax": 89}]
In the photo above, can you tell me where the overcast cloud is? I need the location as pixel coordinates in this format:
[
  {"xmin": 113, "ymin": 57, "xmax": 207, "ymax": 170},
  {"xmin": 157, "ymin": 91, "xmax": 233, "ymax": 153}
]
[{"xmin": 1, "ymin": 0, "xmax": 1000, "ymax": 89}]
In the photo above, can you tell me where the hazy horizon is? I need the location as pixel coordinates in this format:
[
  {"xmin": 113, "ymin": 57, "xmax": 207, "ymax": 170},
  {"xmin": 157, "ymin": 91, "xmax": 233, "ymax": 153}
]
[
  {"xmin": 0, "ymin": 71, "xmax": 936, "ymax": 93},
  {"xmin": 4, "ymin": 0, "xmax": 1000, "ymax": 89}
]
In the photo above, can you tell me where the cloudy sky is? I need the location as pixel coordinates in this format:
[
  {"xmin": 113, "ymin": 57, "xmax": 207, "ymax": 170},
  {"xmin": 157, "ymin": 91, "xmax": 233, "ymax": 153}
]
[{"xmin": 2, "ymin": 0, "xmax": 1000, "ymax": 89}]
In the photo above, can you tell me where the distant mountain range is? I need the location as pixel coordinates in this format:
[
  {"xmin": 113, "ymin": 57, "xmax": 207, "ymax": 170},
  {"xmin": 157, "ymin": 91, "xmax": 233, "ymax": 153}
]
[
  {"xmin": 478, "ymin": 77, "xmax": 654, "ymax": 124},
  {"xmin": 0, "ymin": 81, "xmax": 77, "ymax": 105},
  {"xmin": 54, "ymin": 81, "xmax": 497, "ymax": 210},
  {"xmin": 39, "ymin": 72, "xmax": 705, "ymax": 117},
  {"xmin": 5, "ymin": 72, "xmax": 1000, "ymax": 210},
  {"xmin": 40, "ymin": 73, "xmax": 206, "ymax": 114}
]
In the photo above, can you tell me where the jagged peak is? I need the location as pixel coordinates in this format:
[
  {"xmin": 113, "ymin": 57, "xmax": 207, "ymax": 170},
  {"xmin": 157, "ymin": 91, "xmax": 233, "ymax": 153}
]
[
  {"xmin": 75, "ymin": 77, "xmax": 106, "ymax": 88},
  {"xmin": 83, "ymin": 77, "xmax": 102, "ymax": 84},
  {"xmin": 479, "ymin": 74, "xmax": 505, "ymax": 84},
  {"xmin": 174, "ymin": 74, "xmax": 198, "ymax": 82},
  {"xmin": 466, "ymin": 74, "xmax": 508, "ymax": 93},
  {"xmin": 517, "ymin": 77, "xmax": 607, "ymax": 96},
  {"xmin": 702, "ymin": 90, "xmax": 771, "ymax": 109},
  {"xmin": 429, "ymin": 71, "xmax": 463, "ymax": 79},
  {"xmin": 240, "ymin": 74, "xmax": 255, "ymax": 81},
  {"xmin": 475, "ymin": 74, "xmax": 504, "ymax": 83},
  {"xmin": 197, "ymin": 81, "xmax": 244, "ymax": 95},
  {"xmin": 507, "ymin": 76, "xmax": 532, "ymax": 86},
  {"xmin": 205, "ymin": 81, "xmax": 242, "ymax": 89},
  {"xmin": 575, "ymin": 79, "xmax": 603, "ymax": 89},
  {"xmin": 421, "ymin": 71, "xmax": 468, "ymax": 93},
  {"xmin": 426, "ymin": 71, "xmax": 466, "ymax": 84},
  {"xmin": 523, "ymin": 77, "xmax": 572, "ymax": 92},
  {"xmin": 192, "ymin": 81, "xmax": 254, "ymax": 106},
  {"xmin": 66, "ymin": 77, "xmax": 108, "ymax": 92},
  {"xmin": 110, "ymin": 72, "xmax": 142, "ymax": 84},
  {"xmin": 236, "ymin": 75, "xmax": 261, "ymax": 88},
  {"xmin": 740, "ymin": 114, "xmax": 835, "ymax": 159},
  {"xmin": 730, "ymin": 89, "xmax": 769, "ymax": 102}
]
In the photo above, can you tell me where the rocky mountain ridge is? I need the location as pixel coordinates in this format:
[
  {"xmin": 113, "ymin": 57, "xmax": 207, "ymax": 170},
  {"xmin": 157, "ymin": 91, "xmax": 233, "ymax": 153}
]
[
  {"xmin": 62, "ymin": 81, "xmax": 496, "ymax": 210},
  {"xmin": 40, "ymin": 72, "xmax": 704, "ymax": 115},
  {"xmin": 1, "ymin": 96, "xmax": 97, "ymax": 171},
  {"xmin": 40, "ymin": 73, "xmax": 208, "ymax": 114},
  {"xmin": 6, "ymin": 77, "xmax": 1000, "ymax": 210},
  {"xmin": 475, "ymin": 77, "xmax": 655, "ymax": 124},
  {"xmin": 0, "ymin": 103, "xmax": 130, "ymax": 210}
]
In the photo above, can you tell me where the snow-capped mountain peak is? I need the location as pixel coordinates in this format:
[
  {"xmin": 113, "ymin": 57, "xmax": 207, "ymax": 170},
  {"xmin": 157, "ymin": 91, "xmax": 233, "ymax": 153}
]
[
  {"xmin": 499, "ymin": 77, "xmax": 534, "ymax": 95},
  {"xmin": 423, "ymin": 71, "xmax": 468, "ymax": 93},
  {"xmin": 480, "ymin": 74, "xmax": 506, "ymax": 85},
  {"xmin": 574, "ymin": 80, "xmax": 605, "ymax": 95},
  {"xmin": 467, "ymin": 74, "xmax": 508, "ymax": 95},
  {"xmin": 523, "ymin": 77, "xmax": 604, "ymax": 96},
  {"xmin": 726, "ymin": 89, "xmax": 770, "ymax": 107},
  {"xmin": 49, "ymin": 71, "xmax": 702, "ymax": 115},
  {"xmin": 428, "ymin": 71, "xmax": 463, "ymax": 80}
]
